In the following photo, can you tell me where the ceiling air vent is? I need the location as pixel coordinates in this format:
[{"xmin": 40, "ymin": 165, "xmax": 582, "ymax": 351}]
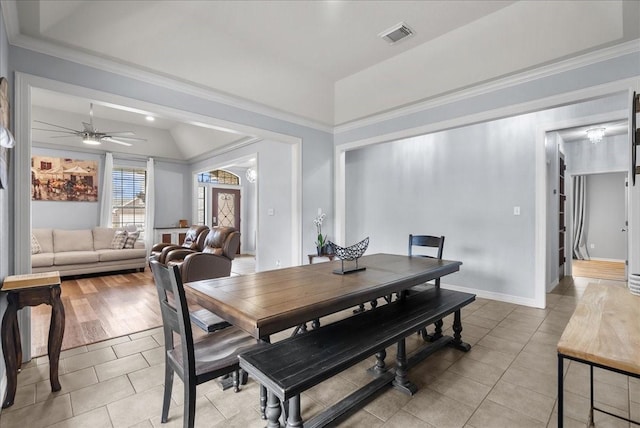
[{"xmin": 379, "ymin": 22, "xmax": 414, "ymax": 44}]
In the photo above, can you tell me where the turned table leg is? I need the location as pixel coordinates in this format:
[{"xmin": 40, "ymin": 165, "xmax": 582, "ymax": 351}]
[
  {"xmin": 48, "ymin": 285, "xmax": 65, "ymax": 392},
  {"xmin": 2, "ymin": 294, "xmax": 18, "ymax": 408}
]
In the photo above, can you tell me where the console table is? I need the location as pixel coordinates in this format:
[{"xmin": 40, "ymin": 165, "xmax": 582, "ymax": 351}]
[
  {"xmin": 1, "ymin": 271, "xmax": 64, "ymax": 408},
  {"xmin": 307, "ymin": 253, "xmax": 335, "ymax": 264},
  {"xmin": 557, "ymin": 283, "xmax": 640, "ymax": 427}
]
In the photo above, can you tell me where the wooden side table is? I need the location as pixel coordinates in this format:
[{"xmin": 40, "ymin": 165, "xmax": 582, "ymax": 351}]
[
  {"xmin": 1, "ymin": 271, "xmax": 64, "ymax": 408},
  {"xmin": 307, "ymin": 254, "xmax": 335, "ymax": 264}
]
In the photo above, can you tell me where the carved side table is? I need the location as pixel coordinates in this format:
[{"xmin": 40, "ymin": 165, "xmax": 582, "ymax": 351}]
[{"xmin": 1, "ymin": 271, "xmax": 64, "ymax": 408}]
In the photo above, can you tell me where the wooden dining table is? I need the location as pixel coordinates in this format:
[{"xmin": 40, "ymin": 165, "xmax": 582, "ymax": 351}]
[
  {"xmin": 184, "ymin": 253, "xmax": 462, "ymax": 340},
  {"xmin": 184, "ymin": 253, "xmax": 463, "ymax": 423}
]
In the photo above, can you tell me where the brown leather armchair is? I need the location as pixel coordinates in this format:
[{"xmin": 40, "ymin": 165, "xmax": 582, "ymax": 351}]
[
  {"xmin": 165, "ymin": 226, "xmax": 241, "ymax": 283},
  {"xmin": 149, "ymin": 225, "xmax": 209, "ymax": 265}
]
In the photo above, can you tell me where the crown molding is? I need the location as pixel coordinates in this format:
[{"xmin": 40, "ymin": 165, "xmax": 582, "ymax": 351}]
[
  {"xmin": 334, "ymin": 39, "xmax": 640, "ymax": 134},
  {"xmin": 6, "ymin": 31, "xmax": 334, "ymax": 134}
]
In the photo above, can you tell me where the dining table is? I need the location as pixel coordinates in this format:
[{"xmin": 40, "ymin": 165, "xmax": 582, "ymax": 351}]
[{"xmin": 184, "ymin": 253, "xmax": 462, "ymax": 341}]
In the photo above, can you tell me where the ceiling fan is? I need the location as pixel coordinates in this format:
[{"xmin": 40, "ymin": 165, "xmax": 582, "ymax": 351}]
[{"xmin": 33, "ymin": 103, "xmax": 147, "ymax": 147}]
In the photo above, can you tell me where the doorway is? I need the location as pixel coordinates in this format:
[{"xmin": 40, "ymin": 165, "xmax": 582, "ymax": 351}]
[
  {"xmin": 570, "ymin": 172, "xmax": 627, "ymax": 281},
  {"xmin": 212, "ymin": 187, "xmax": 241, "ymax": 254}
]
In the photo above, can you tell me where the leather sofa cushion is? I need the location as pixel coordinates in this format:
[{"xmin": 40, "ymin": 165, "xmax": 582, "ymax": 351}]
[
  {"xmin": 54, "ymin": 251, "xmax": 100, "ymax": 265},
  {"xmin": 93, "ymin": 227, "xmax": 117, "ymax": 250},
  {"xmin": 32, "ymin": 253, "xmax": 54, "ymax": 268},
  {"xmin": 54, "ymin": 229, "xmax": 94, "ymax": 253},
  {"xmin": 32, "ymin": 228, "xmax": 54, "ymax": 254},
  {"xmin": 97, "ymin": 248, "xmax": 146, "ymax": 262}
]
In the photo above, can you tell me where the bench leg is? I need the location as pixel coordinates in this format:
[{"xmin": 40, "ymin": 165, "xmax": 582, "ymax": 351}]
[
  {"xmin": 266, "ymin": 391, "xmax": 282, "ymax": 428},
  {"xmin": 286, "ymin": 395, "xmax": 303, "ymax": 428},
  {"xmin": 392, "ymin": 338, "xmax": 418, "ymax": 395},
  {"xmin": 367, "ymin": 349, "xmax": 387, "ymax": 376},
  {"xmin": 420, "ymin": 319, "xmax": 443, "ymax": 342},
  {"xmin": 450, "ymin": 310, "xmax": 471, "ymax": 352}
]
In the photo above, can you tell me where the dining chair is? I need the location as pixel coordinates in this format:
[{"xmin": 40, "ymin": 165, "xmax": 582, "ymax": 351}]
[
  {"xmin": 408, "ymin": 234, "xmax": 445, "ymax": 289},
  {"xmin": 408, "ymin": 234, "xmax": 445, "ymax": 340},
  {"xmin": 150, "ymin": 260, "xmax": 263, "ymax": 428}
]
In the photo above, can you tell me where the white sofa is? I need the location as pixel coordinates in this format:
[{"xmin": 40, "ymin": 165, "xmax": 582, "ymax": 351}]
[{"xmin": 31, "ymin": 228, "xmax": 146, "ymax": 276}]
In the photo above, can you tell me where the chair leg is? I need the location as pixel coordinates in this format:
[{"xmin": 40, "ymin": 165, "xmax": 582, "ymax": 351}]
[
  {"xmin": 233, "ymin": 370, "xmax": 240, "ymax": 392},
  {"xmin": 162, "ymin": 363, "xmax": 174, "ymax": 423},
  {"xmin": 184, "ymin": 381, "xmax": 196, "ymax": 428}
]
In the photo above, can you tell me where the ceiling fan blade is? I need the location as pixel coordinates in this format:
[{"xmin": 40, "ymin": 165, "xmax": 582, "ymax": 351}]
[
  {"xmin": 32, "ymin": 128, "xmax": 77, "ymax": 134},
  {"xmin": 100, "ymin": 131, "xmax": 135, "ymax": 137},
  {"xmin": 105, "ymin": 135, "xmax": 146, "ymax": 142},
  {"xmin": 49, "ymin": 135, "xmax": 78, "ymax": 139},
  {"xmin": 101, "ymin": 137, "xmax": 133, "ymax": 147},
  {"xmin": 33, "ymin": 120, "xmax": 81, "ymax": 133}
]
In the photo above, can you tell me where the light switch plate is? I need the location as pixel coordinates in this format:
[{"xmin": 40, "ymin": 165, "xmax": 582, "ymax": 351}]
[
  {"xmin": 513, "ymin": 206, "xmax": 521, "ymax": 216},
  {"xmin": 267, "ymin": 208, "xmax": 275, "ymax": 216}
]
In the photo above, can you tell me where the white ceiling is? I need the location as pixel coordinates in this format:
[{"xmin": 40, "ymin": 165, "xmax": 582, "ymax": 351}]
[
  {"xmin": 8, "ymin": 1, "xmax": 640, "ymax": 158},
  {"xmin": 31, "ymin": 88, "xmax": 249, "ymax": 161}
]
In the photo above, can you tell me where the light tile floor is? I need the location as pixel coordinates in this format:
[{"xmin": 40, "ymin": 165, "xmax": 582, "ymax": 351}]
[{"xmin": 1, "ymin": 275, "xmax": 638, "ymax": 427}]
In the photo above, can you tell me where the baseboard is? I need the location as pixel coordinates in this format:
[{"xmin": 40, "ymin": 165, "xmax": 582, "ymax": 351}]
[{"xmin": 441, "ymin": 283, "xmax": 541, "ymax": 308}]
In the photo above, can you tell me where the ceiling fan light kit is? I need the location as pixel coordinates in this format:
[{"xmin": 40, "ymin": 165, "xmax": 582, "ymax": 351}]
[
  {"xmin": 33, "ymin": 103, "xmax": 146, "ymax": 147},
  {"xmin": 82, "ymin": 135, "xmax": 101, "ymax": 145}
]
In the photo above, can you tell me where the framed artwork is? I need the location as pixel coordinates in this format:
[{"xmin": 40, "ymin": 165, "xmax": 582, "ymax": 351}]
[{"xmin": 31, "ymin": 156, "xmax": 99, "ymax": 201}]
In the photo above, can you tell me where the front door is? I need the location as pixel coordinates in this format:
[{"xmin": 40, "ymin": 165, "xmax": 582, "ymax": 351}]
[{"xmin": 212, "ymin": 188, "xmax": 241, "ymax": 254}]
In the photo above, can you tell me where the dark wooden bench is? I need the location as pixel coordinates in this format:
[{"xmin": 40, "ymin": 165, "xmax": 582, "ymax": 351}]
[{"xmin": 239, "ymin": 287, "xmax": 475, "ymax": 428}]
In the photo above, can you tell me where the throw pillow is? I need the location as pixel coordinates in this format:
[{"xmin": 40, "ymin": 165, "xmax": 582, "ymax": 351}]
[
  {"xmin": 31, "ymin": 233, "xmax": 41, "ymax": 254},
  {"xmin": 124, "ymin": 231, "xmax": 140, "ymax": 249},
  {"xmin": 111, "ymin": 230, "xmax": 127, "ymax": 249}
]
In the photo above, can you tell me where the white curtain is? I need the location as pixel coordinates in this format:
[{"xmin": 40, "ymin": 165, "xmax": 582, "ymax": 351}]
[
  {"xmin": 572, "ymin": 175, "xmax": 590, "ymax": 260},
  {"xmin": 99, "ymin": 152, "xmax": 113, "ymax": 228},
  {"xmin": 144, "ymin": 157, "xmax": 155, "ymax": 257}
]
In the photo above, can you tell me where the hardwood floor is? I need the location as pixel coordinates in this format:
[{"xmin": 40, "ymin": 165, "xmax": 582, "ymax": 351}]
[
  {"xmin": 30, "ymin": 270, "xmax": 161, "ymax": 356},
  {"xmin": 30, "ymin": 255, "xmax": 256, "ymax": 357},
  {"xmin": 571, "ymin": 259, "xmax": 626, "ymax": 281}
]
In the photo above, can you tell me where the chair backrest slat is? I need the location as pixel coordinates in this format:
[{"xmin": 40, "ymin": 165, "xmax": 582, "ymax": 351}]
[
  {"xmin": 150, "ymin": 260, "xmax": 196, "ymax": 378},
  {"xmin": 409, "ymin": 234, "xmax": 445, "ymax": 287},
  {"xmin": 408, "ymin": 234, "xmax": 445, "ymax": 259}
]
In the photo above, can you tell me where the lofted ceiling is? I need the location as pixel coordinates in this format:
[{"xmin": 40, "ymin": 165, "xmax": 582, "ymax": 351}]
[
  {"xmin": 31, "ymin": 88, "xmax": 251, "ymax": 161},
  {"xmin": 6, "ymin": 0, "xmax": 639, "ymax": 158}
]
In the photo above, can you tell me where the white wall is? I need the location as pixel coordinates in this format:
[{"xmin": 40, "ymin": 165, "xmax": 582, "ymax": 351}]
[
  {"xmin": 584, "ymin": 172, "xmax": 627, "ymax": 261},
  {"xmin": 344, "ymin": 94, "xmax": 627, "ymax": 303}
]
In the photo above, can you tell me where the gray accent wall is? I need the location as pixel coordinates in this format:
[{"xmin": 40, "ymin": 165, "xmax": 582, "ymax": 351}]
[{"xmin": 344, "ymin": 94, "xmax": 627, "ymax": 301}]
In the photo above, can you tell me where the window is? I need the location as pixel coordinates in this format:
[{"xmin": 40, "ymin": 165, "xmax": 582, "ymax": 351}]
[
  {"xmin": 197, "ymin": 169, "xmax": 239, "ymax": 185},
  {"xmin": 111, "ymin": 167, "xmax": 146, "ymax": 233},
  {"xmin": 196, "ymin": 186, "xmax": 206, "ymax": 225}
]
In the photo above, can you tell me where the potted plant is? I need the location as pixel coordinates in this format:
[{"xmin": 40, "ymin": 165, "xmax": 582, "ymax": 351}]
[{"xmin": 314, "ymin": 210, "xmax": 327, "ymax": 255}]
